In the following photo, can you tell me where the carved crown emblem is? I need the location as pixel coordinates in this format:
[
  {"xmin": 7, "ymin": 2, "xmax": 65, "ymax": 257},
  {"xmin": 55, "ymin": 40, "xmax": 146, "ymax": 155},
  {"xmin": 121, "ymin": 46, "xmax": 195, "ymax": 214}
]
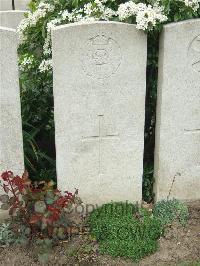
[{"xmin": 91, "ymin": 35, "xmax": 110, "ymax": 46}]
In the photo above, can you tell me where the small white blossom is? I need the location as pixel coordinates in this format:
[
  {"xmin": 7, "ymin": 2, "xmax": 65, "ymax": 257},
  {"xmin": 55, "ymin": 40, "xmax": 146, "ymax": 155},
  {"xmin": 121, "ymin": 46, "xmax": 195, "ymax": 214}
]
[
  {"xmin": 39, "ymin": 59, "xmax": 53, "ymax": 73},
  {"xmin": 101, "ymin": 7, "xmax": 117, "ymax": 20},
  {"xmin": 61, "ymin": 10, "xmax": 70, "ymax": 20},
  {"xmin": 136, "ymin": 4, "xmax": 167, "ymax": 30},
  {"xmin": 118, "ymin": 1, "xmax": 167, "ymax": 30},
  {"xmin": 43, "ymin": 18, "xmax": 62, "ymax": 55},
  {"xmin": 181, "ymin": 0, "xmax": 200, "ymax": 11},
  {"xmin": 84, "ymin": 3, "xmax": 93, "ymax": 16},
  {"xmin": 19, "ymin": 55, "xmax": 35, "ymax": 71},
  {"xmin": 117, "ymin": 1, "xmax": 138, "ymax": 20},
  {"xmin": 17, "ymin": 2, "xmax": 55, "ymax": 41}
]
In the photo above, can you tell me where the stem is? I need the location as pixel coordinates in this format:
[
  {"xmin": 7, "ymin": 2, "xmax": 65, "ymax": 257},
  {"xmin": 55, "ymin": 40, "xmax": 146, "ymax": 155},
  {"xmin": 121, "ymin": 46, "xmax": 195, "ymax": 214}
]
[
  {"xmin": 7, "ymin": 178, "xmax": 18, "ymax": 198},
  {"xmin": 0, "ymin": 184, "xmax": 12, "ymax": 193},
  {"xmin": 167, "ymin": 172, "xmax": 181, "ymax": 200}
]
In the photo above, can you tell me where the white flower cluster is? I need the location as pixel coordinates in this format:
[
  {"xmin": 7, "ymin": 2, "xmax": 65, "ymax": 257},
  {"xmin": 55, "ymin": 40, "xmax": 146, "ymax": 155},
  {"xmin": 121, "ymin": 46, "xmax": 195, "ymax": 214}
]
[
  {"xmin": 18, "ymin": 0, "xmax": 199, "ymax": 74},
  {"xmin": 62, "ymin": 0, "xmax": 116, "ymax": 23},
  {"xmin": 43, "ymin": 18, "xmax": 62, "ymax": 55},
  {"xmin": 17, "ymin": 2, "xmax": 55, "ymax": 41},
  {"xmin": 43, "ymin": 0, "xmax": 116, "ymax": 56},
  {"xmin": 117, "ymin": 1, "xmax": 138, "ymax": 20},
  {"xmin": 181, "ymin": 0, "xmax": 200, "ymax": 11},
  {"xmin": 39, "ymin": 59, "xmax": 53, "ymax": 73},
  {"xmin": 118, "ymin": 1, "xmax": 167, "ymax": 30},
  {"xmin": 19, "ymin": 55, "xmax": 35, "ymax": 71}
]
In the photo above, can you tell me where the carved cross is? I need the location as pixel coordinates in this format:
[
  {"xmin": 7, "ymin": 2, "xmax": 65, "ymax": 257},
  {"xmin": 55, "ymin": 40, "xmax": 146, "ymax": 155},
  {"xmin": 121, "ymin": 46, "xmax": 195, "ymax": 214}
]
[
  {"xmin": 190, "ymin": 35, "xmax": 200, "ymax": 72},
  {"xmin": 82, "ymin": 115, "xmax": 119, "ymax": 175}
]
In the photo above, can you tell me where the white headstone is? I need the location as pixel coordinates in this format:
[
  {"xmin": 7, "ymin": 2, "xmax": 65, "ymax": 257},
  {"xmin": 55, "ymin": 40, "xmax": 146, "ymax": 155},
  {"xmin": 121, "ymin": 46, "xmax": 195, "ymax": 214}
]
[
  {"xmin": 0, "ymin": 10, "xmax": 24, "ymax": 29},
  {"xmin": 0, "ymin": 26, "xmax": 24, "ymax": 176},
  {"xmin": 52, "ymin": 22, "xmax": 147, "ymax": 205},
  {"xmin": 15, "ymin": 0, "xmax": 29, "ymax": 10},
  {"xmin": 154, "ymin": 19, "xmax": 200, "ymax": 201},
  {"xmin": 0, "ymin": 0, "xmax": 29, "ymax": 11}
]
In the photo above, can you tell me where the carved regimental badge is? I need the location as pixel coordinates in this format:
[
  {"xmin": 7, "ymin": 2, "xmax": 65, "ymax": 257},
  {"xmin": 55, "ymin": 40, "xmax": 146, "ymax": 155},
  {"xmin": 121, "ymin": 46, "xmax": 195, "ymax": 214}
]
[
  {"xmin": 81, "ymin": 34, "xmax": 122, "ymax": 79},
  {"xmin": 188, "ymin": 34, "xmax": 200, "ymax": 73}
]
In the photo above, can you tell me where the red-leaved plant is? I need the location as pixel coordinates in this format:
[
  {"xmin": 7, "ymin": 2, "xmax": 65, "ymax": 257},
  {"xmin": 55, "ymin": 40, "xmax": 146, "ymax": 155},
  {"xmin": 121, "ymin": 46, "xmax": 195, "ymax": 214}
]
[{"xmin": 0, "ymin": 171, "xmax": 78, "ymax": 242}]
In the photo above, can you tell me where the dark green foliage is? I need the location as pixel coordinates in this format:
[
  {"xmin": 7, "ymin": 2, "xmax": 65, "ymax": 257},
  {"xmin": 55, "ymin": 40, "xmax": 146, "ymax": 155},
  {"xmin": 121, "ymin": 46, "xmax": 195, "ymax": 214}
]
[
  {"xmin": 87, "ymin": 202, "xmax": 163, "ymax": 261},
  {"xmin": 143, "ymin": 164, "xmax": 155, "ymax": 203},
  {"xmin": 99, "ymin": 238, "xmax": 158, "ymax": 260},
  {"xmin": 153, "ymin": 199, "xmax": 189, "ymax": 226},
  {"xmin": 19, "ymin": 61, "xmax": 56, "ymax": 181}
]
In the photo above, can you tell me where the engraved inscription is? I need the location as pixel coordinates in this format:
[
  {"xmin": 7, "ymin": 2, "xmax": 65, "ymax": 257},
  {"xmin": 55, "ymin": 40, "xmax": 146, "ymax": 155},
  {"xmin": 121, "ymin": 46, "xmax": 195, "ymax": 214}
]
[
  {"xmin": 188, "ymin": 34, "xmax": 200, "ymax": 73},
  {"xmin": 82, "ymin": 115, "xmax": 119, "ymax": 175},
  {"xmin": 184, "ymin": 128, "xmax": 200, "ymax": 134},
  {"xmin": 81, "ymin": 34, "xmax": 122, "ymax": 79}
]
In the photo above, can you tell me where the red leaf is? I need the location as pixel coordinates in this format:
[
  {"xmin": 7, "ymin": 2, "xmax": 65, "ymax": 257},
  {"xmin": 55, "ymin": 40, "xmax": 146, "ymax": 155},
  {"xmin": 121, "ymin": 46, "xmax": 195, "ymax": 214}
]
[
  {"xmin": 47, "ymin": 205, "xmax": 58, "ymax": 212},
  {"xmin": 1, "ymin": 171, "xmax": 13, "ymax": 181},
  {"xmin": 48, "ymin": 212, "xmax": 60, "ymax": 223},
  {"xmin": 11, "ymin": 176, "xmax": 25, "ymax": 192},
  {"xmin": 29, "ymin": 214, "xmax": 42, "ymax": 224}
]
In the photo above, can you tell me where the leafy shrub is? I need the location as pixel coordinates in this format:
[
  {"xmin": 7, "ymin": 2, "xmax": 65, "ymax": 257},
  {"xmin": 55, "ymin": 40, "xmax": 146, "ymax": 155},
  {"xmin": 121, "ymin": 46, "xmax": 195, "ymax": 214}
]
[
  {"xmin": 153, "ymin": 199, "xmax": 189, "ymax": 226},
  {"xmin": 87, "ymin": 202, "xmax": 163, "ymax": 261},
  {"xmin": 0, "ymin": 170, "xmax": 78, "ymax": 261}
]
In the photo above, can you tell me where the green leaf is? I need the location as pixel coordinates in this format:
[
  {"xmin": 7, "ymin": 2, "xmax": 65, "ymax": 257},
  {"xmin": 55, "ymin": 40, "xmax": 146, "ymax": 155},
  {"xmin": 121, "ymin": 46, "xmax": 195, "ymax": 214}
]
[{"xmin": 0, "ymin": 195, "xmax": 9, "ymax": 204}]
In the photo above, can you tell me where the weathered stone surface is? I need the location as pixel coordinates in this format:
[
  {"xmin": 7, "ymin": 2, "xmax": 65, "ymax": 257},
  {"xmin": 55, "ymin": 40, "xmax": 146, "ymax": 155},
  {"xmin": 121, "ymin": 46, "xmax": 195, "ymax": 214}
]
[
  {"xmin": 0, "ymin": 0, "xmax": 29, "ymax": 11},
  {"xmin": 0, "ymin": 10, "xmax": 24, "ymax": 29},
  {"xmin": 14, "ymin": 0, "xmax": 29, "ymax": 10},
  {"xmin": 52, "ymin": 22, "xmax": 147, "ymax": 205},
  {"xmin": 0, "ymin": 26, "xmax": 24, "ymax": 176},
  {"xmin": 154, "ymin": 19, "xmax": 200, "ymax": 201}
]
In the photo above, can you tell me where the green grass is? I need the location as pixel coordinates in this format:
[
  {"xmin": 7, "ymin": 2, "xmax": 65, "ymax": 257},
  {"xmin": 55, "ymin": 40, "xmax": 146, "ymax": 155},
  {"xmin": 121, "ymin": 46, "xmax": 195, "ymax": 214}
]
[{"xmin": 87, "ymin": 202, "xmax": 163, "ymax": 261}]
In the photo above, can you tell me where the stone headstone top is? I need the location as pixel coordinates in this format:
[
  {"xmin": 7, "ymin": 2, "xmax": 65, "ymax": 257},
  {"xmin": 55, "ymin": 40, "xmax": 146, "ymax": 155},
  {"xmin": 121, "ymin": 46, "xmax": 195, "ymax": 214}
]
[
  {"xmin": 0, "ymin": 0, "xmax": 29, "ymax": 11},
  {"xmin": 0, "ymin": 10, "xmax": 25, "ymax": 29}
]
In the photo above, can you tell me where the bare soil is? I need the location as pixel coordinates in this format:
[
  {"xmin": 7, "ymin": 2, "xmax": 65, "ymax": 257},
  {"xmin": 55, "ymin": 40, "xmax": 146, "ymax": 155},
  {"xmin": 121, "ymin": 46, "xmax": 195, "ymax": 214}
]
[{"xmin": 0, "ymin": 201, "xmax": 199, "ymax": 266}]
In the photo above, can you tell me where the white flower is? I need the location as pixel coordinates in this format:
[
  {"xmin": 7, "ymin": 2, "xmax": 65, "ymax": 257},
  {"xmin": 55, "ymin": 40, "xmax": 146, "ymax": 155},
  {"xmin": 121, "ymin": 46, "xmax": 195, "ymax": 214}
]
[
  {"xmin": 181, "ymin": 0, "xmax": 200, "ymax": 11},
  {"xmin": 39, "ymin": 59, "xmax": 53, "ymax": 73},
  {"xmin": 101, "ymin": 7, "xmax": 117, "ymax": 20},
  {"xmin": 19, "ymin": 55, "xmax": 35, "ymax": 71},
  {"xmin": 117, "ymin": 1, "xmax": 138, "ymax": 20},
  {"xmin": 136, "ymin": 4, "xmax": 167, "ymax": 30},
  {"xmin": 84, "ymin": 3, "xmax": 93, "ymax": 16},
  {"xmin": 61, "ymin": 10, "xmax": 70, "ymax": 20},
  {"xmin": 17, "ymin": 2, "xmax": 55, "ymax": 41},
  {"xmin": 118, "ymin": 1, "xmax": 167, "ymax": 30},
  {"xmin": 43, "ymin": 18, "xmax": 62, "ymax": 55}
]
